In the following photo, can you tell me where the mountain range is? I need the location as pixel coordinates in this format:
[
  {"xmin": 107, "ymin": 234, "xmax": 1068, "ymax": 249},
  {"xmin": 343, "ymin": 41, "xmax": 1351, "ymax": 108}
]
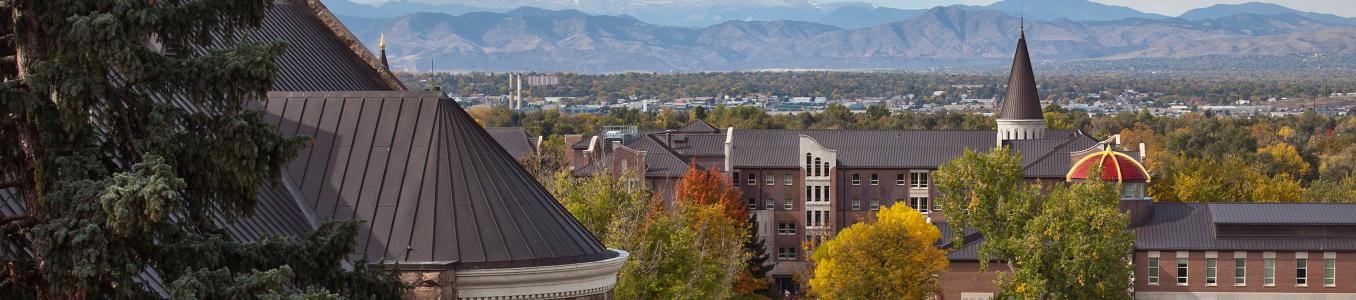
[
  {"xmin": 333, "ymin": 1, "xmax": 1356, "ymax": 73},
  {"xmin": 326, "ymin": 0, "xmax": 1356, "ymax": 28}
]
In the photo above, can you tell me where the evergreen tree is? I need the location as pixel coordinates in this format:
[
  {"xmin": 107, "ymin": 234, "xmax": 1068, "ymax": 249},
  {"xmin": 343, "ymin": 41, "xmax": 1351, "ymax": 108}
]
[
  {"xmin": 731, "ymin": 216, "xmax": 773, "ymax": 299},
  {"xmin": 0, "ymin": 1, "xmax": 402, "ymax": 298}
]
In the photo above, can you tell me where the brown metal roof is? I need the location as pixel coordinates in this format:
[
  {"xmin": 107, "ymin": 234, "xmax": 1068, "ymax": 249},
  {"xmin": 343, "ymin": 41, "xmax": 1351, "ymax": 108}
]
[
  {"xmin": 485, "ymin": 127, "xmax": 535, "ymax": 159},
  {"xmin": 998, "ymin": 32, "xmax": 1043, "ymax": 120},
  {"xmin": 677, "ymin": 120, "xmax": 720, "ymax": 133},
  {"xmin": 1134, "ymin": 203, "xmax": 1356, "ymax": 251},
  {"xmin": 243, "ymin": 0, "xmax": 402, "ymax": 91},
  {"xmin": 730, "ymin": 129, "xmax": 1083, "ymax": 170},
  {"xmin": 264, "ymin": 91, "xmax": 610, "ymax": 268}
]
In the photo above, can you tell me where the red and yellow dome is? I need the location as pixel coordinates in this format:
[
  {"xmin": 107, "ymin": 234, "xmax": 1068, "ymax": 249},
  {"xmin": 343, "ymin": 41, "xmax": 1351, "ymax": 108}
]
[{"xmin": 1066, "ymin": 147, "xmax": 1150, "ymax": 183}]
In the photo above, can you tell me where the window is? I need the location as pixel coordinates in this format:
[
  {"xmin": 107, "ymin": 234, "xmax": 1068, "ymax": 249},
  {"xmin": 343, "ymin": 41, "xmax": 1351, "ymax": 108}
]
[
  {"xmin": 910, "ymin": 171, "xmax": 929, "ymax": 188},
  {"xmin": 733, "ymin": 172, "xmax": 740, "ymax": 185},
  {"xmin": 1206, "ymin": 258, "xmax": 1217, "ymax": 286},
  {"xmin": 748, "ymin": 174, "xmax": 756, "ymax": 185},
  {"xmin": 1148, "ymin": 257, "xmax": 1160, "ymax": 285},
  {"xmin": 777, "ymin": 223, "xmax": 797, "ymax": 235},
  {"xmin": 1177, "ymin": 258, "xmax": 1189, "ymax": 286},
  {"xmin": 851, "ymin": 174, "xmax": 861, "ymax": 185},
  {"xmin": 766, "ymin": 175, "xmax": 775, "ymax": 185},
  {"xmin": 910, "ymin": 197, "xmax": 929, "ymax": 213},
  {"xmin": 784, "ymin": 174, "xmax": 793, "ymax": 185},
  {"xmin": 784, "ymin": 198, "xmax": 793, "ymax": 210},
  {"xmin": 1324, "ymin": 254, "xmax": 1336, "ymax": 287},
  {"xmin": 765, "ymin": 199, "xmax": 775, "ymax": 210},
  {"xmin": 1297, "ymin": 258, "xmax": 1308, "ymax": 286},
  {"xmin": 806, "ymin": 186, "xmax": 813, "ymax": 202},
  {"xmin": 870, "ymin": 200, "xmax": 880, "ymax": 211},
  {"xmin": 814, "ymin": 158, "xmax": 823, "ymax": 177},
  {"xmin": 1264, "ymin": 257, "xmax": 1276, "ymax": 286},
  {"xmin": 778, "ymin": 247, "xmax": 796, "ymax": 260},
  {"xmin": 896, "ymin": 174, "xmax": 905, "ymax": 185},
  {"xmin": 1235, "ymin": 257, "xmax": 1247, "ymax": 286},
  {"xmin": 748, "ymin": 198, "xmax": 757, "ymax": 209},
  {"xmin": 870, "ymin": 174, "xmax": 879, "ymax": 185},
  {"xmin": 851, "ymin": 199, "xmax": 861, "ymax": 210},
  {"xmin": 933, "ymin": 201, "xmax": 942, "ymax": 212}
]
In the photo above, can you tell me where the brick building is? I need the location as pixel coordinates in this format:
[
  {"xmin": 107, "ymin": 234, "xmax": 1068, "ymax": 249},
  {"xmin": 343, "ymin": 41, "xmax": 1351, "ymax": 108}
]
[{"xmin": 567, "ymin": 28, "xmax": 1356, "ymax": 299}]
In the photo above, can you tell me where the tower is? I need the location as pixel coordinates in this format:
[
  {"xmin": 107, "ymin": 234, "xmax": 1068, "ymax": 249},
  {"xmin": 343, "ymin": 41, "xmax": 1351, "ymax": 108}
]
[{"xmin": 995, "ymin": 26, "xmax": 1045, "ymax": 147}]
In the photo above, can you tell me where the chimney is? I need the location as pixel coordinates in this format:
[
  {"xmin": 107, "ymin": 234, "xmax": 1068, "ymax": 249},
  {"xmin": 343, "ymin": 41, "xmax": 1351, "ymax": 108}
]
[{"xmin": 723, "ymin": 127, "xmax": 734, "ymax": 172}]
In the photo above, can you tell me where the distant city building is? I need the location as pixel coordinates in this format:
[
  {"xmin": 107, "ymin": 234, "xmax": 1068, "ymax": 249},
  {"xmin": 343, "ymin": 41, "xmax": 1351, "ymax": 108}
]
[{"xmin": 526, "ymin": 75, "xmax": 559, "ymax": 86}]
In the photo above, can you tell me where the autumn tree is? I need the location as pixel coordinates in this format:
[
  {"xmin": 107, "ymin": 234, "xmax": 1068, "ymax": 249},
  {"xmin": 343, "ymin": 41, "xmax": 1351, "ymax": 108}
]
[
  {"xmin": 808, "ymin": 204, "xmax": 948, "ymax": 299},
  {"xmin": 998, "ymin": 176, "xmax": 1134, "ymax": 299},
  {"xmin": 937, "ymin": 149, "xmax": 1133, "ymax": 299},
  {"xmin": 551, "ymin": 164, "xmax": 747, "ymax": 299},
  {"xmin": 0, "ymin": 1, "xmax": 401, "ymax": 298}
]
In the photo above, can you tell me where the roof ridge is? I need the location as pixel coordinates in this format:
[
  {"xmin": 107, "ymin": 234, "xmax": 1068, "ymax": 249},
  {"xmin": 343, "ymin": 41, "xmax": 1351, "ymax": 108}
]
[{"xmin": 293, "ymin": 0, "xmax": 406, "ymax": 91}]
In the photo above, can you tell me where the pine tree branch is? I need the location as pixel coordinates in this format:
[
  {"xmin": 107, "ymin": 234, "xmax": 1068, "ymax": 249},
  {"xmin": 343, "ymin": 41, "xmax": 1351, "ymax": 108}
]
[{"xmin": 0, "ymin": 179, "xmax": 21, "ymax": 189}]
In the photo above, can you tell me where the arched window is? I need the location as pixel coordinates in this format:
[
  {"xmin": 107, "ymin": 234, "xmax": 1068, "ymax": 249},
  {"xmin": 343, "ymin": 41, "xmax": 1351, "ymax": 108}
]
[
  {"xmin": 806, "ymin": 153, "xmax": 813, "ymax": 169},
  {"xmin": 814, "ymin": 157, "xmax": 822, "ymax": 177}
]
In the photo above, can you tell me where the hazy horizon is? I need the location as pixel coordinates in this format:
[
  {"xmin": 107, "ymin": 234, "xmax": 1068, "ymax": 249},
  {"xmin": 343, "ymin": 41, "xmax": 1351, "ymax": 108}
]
[{"xmin": 347, "ymin": 0, "xmax": 1355, "ymax": 18}]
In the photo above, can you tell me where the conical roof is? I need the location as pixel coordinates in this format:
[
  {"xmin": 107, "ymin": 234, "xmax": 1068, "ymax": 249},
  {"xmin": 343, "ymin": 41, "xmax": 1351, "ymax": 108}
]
[
  {"xmin": 264, "ymin": 91, "xmax": 611, "ymax": 269},
  {"xmin": 998, "ymin": 31, "xmax": 1043, "ymax": 120}
]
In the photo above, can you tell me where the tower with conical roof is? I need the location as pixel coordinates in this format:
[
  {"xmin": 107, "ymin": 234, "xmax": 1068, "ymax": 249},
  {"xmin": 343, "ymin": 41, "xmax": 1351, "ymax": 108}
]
[{"xmin": 996, "ymin": 25, "xmax": 1046, "ymax": 147}]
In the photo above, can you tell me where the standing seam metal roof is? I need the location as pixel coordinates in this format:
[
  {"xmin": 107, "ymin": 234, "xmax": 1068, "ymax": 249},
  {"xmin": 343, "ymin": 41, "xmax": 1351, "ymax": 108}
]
[
  {"xmin": 998, "ymin": 33, "xmax": 1044, "ymax": 120},
  {"xmin": 265, "ymin": 91, "xmax": 610, "ymax": 268}
]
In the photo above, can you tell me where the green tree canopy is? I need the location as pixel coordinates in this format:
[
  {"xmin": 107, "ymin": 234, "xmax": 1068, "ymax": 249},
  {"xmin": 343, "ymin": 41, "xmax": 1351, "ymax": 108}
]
[{"xmin": 0, "ymin": 1, "xmax": 401, "ymax": 297}]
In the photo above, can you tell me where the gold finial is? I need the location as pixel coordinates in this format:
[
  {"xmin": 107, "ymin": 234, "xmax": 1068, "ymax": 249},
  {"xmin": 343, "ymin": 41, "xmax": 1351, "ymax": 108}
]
[{"xmin": 379, "ymin": 33, "xmax": 386, "ymax": 50}]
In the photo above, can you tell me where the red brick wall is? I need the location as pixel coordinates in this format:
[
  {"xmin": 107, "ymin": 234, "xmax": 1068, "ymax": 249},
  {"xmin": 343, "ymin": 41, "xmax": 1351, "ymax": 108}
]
[
  {"xmin": 941, "ymin": 261, "xmax": 1004, "ymax": 300},
  {"xmin": 1134, "ymin": 250, "xmax": 1356, "ymax": 294}
]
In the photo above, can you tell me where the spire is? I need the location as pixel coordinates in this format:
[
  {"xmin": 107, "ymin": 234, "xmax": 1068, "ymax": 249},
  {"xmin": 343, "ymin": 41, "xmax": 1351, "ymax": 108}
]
[
  {"xmin": 378, "ymin": 33, "xmax": 389, "ymax": 71},
  {"xmin": 997, "ymin": 27, "xmax": 1042, "ymax": 120}
]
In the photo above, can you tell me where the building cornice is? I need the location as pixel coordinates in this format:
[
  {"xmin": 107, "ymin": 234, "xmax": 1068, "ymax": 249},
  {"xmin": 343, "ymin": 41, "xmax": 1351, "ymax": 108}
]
[{"xmin": 453, "ymin": 249, "xmax": 629, "ymax": 300}]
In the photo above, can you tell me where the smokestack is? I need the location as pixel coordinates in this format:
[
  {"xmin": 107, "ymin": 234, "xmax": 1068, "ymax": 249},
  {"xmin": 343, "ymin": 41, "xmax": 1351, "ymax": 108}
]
[
  {"xmin": 1139, "ymin": 142, "xmax": 1147, "ymax": 162},
  {"xmin": 516, "ymin": 73, "xmax": 523, "ymax": 110}
]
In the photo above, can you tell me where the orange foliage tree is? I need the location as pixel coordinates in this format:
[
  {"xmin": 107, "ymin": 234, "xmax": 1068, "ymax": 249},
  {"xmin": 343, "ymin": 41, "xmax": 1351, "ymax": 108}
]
[{"xmin": 674, "ymin": 161, "xmax": 746, "ymax": 220}]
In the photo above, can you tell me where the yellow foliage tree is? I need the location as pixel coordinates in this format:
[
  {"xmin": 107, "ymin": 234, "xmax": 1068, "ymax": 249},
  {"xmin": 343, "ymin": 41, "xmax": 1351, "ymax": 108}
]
[
  {"xmin": 808, "ymin": 204, "xmax": 948, "ymax": 300},
  {"xmin": 1257, "ymin": 143, "xmax": 1311, "ymax": 178}
]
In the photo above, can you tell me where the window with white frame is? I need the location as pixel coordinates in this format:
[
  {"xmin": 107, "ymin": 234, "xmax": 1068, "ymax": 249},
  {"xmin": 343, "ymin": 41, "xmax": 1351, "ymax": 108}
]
[
  {"xmin": 747, "ymin": 174, "xmax": 756, "ymax": 185},
  {"xmin": 777, "ymin": 247, "xmax": 796, "ymax": 260},
  {"xmin": 851, "ymin": 174, "xmax": 860, "ymax": 185},
  {"xmin": 851, "ymin": 199, "xmax": 861, "ymax": 210},
  {"xmin": 1297, "ymin": 256, "xmax": 1309, "ymax": 286},
  {"xmin": 1324, "ymin": 253, "xmax": 1336, "ymax": 287},
  {"xmin": 784, "ymin": 198, "xmax": 793, "ymax": 210},
  {"xmin": 870, "ymin": 174, "xmax": 879, "ymax": 185},
  {"xmin": 1206, "ymin": 257, "xmax": 1217, "ymax": 286},
  {"xmin": 1177, "ymin": 257, "xmax": 1189, "ymax": 285},
  {"xmin": 1235, "ymin": 255, "xmax": 1247, "ymax": 286},
  {"xmin": 748, "ymin": 198, "xmax": 757, "ymax": 209},
  {"xmin": 896, "ymin": 174, "xmax": 905, "ymax": 185},
  {"xmin": 1148, "ymin": 256, "xmax": 1160, "ymax": 285},
  {"xmin": 766, "ymin": 175, "xmax": 775, "ymax": 185},
  {"xmin": 870, "ymin": 200, "xmax": 880, "ymax": 211},
  {"xmin": 777, "ymin": 223, "xmax": 797, "ymax": 235},
  {"xmin": 806, "ymin": 186, "xmax": 812, "ymax": 202},
  {"xmin": 910, "ymin": 197, "xmax": 929, "ymax": 213},
  {"xmin": 765, "ymin": 199, "xmax": 775, "ymax": 210},
  {"xmin": 1264, "ymin": 256, "xmax": 1276, "ymax": 286},
  {"xmin": 784, "ymin": 174, "xmax": 794, "ymax": 185},
  {"xmin": 910, "ymin": 171, "xmax": 929, "ymax": 188}
]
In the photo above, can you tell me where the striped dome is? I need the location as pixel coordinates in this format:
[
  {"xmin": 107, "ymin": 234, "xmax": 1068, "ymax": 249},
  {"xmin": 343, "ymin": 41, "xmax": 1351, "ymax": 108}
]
[{"xmin": 1066, "ymin": 147, "xmax": 1150, "ymax": 183}]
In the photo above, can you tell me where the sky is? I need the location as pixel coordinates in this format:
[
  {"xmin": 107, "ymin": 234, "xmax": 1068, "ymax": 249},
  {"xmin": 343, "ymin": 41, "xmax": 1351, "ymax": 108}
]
[{"xmin": 867, "ymin": 0, "xmax": 1352, "ymax": 17}]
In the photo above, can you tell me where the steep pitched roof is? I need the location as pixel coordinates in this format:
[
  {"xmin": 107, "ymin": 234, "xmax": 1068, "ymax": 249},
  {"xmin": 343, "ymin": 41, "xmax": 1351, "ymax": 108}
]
[
  {"xmin": 997, "ymin": 31, "xmax": 1043, "ymax": 120},
  {"xmin": 677, "ymin": 120, "xmax": 720, "ymax": 133},
  {"xmin": 485, "ymin": 127, "xmax": 535, "ymax": 159},
  {"xmin": 265, "ymin": 91, "xmax": 610, "ymax": 268},
  {"xmin": 245, "ymin": 0, "xmax": 404, "ymax": 91}
]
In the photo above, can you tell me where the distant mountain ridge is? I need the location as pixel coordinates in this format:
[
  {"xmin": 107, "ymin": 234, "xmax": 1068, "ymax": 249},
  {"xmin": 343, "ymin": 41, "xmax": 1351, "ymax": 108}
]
[
  {"xmin": 1181, "ymin": 2, "xmax": 1356, "ymax": 26},
  {"xmin": 342, "ymin": 5, "xmax": 1356, "ymax": 73}
]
